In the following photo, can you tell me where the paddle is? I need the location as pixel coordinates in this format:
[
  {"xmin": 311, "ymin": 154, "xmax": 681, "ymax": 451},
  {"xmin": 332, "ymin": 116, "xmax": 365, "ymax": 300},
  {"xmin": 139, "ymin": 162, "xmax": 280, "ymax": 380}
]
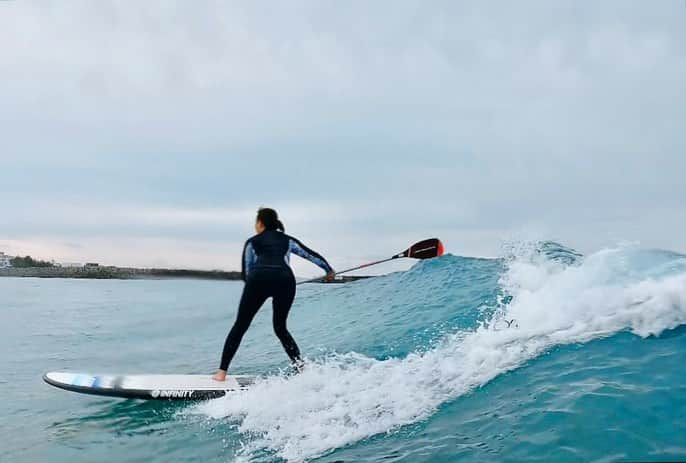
[{"xmin": 297, "ymin": 238, "xmax": 444, "ymax": 284}]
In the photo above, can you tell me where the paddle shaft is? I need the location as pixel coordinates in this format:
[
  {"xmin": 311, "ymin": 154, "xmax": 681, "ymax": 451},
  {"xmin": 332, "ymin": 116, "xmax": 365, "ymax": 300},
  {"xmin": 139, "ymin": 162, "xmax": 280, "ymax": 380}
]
[
  {"xmin": 297, "ymin": 254, "xmax": 403, "ymax": 285},
  {"xmin": 296, "ymin": 238, "xmax": 443, "ymax": 285}
]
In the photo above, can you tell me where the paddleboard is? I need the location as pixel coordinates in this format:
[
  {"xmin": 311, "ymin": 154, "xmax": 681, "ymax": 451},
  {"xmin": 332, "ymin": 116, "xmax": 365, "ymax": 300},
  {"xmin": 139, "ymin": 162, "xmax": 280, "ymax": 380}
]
[{"xmin": 43, "ymin": 372, "xmax": 255, "ymax": 400}]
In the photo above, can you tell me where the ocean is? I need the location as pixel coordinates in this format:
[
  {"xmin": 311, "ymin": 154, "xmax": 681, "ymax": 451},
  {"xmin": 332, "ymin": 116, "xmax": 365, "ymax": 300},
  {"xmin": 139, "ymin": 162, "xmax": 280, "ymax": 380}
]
[{"xmin": 2, "ymin": 242, "xmax": 685, "ymax": 462}]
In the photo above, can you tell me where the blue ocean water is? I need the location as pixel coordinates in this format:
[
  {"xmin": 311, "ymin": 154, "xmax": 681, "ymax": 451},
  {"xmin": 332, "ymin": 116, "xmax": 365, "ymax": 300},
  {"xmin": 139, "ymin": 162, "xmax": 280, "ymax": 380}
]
[{"xmin": 1, "ymin": 242, "xmax": 685, "ymax": 462}]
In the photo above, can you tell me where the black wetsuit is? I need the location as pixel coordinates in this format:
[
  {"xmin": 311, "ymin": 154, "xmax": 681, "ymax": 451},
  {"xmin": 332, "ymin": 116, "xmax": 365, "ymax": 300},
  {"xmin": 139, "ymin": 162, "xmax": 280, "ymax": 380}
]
[{"xmin": 219, "ymin": 229, "xmax": 333, "ymax": 371}]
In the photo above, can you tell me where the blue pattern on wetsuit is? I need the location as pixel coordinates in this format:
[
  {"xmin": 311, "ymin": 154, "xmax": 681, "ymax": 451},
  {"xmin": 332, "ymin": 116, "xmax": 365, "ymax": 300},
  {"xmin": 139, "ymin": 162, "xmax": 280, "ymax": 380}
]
[
  {"xmin": 242, "ymin": 232, "xmax": 332, "ymax": 280},
  {"xmin": 243, "ymin": 241, "xmax": 257, "ymax": 279},
  {"xmin": 288, "ymin": 238, "xmax": 333, "ymax": 273}
]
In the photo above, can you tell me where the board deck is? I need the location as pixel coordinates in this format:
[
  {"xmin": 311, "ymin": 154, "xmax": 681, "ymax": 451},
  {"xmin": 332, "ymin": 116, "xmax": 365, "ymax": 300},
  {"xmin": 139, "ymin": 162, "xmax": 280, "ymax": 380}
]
[{"xmin": 43, "ymin": 372, "xmax": 255, "ymax": 400}]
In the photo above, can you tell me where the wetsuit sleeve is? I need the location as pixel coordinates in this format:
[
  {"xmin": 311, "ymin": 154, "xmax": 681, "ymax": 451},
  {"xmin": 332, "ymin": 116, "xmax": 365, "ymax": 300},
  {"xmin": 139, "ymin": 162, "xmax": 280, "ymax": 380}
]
[
  {"xmin": 288, "ymin": 237, "xmax": 333, "ymax": 273},
  {"xmin": 241, "ymin": 240, "xmax": 257, "ymax": 281}
]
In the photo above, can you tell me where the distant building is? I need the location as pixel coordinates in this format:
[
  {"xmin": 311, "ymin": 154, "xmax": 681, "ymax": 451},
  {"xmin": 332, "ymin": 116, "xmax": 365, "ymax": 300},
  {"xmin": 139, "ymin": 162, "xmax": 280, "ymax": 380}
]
[
  {"xmin": 0, "ymin": 252, "xmax": 12, "ymax": 268},
  {"xmin": 84, "ymin": 263, "xmax": 100, "ymax": 268},
  {"xmin": 60, "ymin": 262, "xmax": 84, "ymax": 268}
]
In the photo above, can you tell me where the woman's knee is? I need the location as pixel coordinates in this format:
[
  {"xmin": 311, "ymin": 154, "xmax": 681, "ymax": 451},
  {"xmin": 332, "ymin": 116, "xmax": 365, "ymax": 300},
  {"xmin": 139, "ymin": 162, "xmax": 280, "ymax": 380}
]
[{"xmin": 273, "ymin": 321, "xmax": 289, "ymax": 338}]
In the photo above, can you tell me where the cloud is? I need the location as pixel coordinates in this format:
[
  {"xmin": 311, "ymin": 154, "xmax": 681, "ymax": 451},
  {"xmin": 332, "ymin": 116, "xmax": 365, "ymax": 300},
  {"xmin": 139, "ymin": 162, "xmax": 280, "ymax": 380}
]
[{"xmin": 1, "ymin": 1, "xmax": 685, "ymax": 271}]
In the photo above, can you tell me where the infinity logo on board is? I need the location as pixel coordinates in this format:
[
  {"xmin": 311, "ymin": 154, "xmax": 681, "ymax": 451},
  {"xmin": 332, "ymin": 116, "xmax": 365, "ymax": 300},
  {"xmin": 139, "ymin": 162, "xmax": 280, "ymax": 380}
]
[{"xmin": 151, "ymin": 389, "xmax": 194, "ymax": 398}]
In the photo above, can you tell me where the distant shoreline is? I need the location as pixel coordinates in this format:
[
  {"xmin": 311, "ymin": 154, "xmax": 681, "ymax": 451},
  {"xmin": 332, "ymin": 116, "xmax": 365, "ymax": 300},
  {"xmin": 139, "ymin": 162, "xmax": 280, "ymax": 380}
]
[
  {"xmin": 0, "ymin": 266, "xmax": 373, "ymax": 283},
  {"xmin": 0, "ymin": 266, "xmax": 241, "ymax": 280}
]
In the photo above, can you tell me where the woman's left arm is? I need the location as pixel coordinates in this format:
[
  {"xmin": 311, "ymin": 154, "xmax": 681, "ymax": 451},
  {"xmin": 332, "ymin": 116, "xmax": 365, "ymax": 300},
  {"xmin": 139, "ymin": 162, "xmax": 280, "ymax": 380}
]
[{"xmin": 241, "ymin": 240, "xmax": 257, "ymax": 281}]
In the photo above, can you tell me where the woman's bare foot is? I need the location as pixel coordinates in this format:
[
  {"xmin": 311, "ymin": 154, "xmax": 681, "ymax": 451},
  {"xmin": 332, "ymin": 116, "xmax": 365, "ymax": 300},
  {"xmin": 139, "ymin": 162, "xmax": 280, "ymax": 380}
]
[
  {"xmin": 212, "ymin": 369, "xmax": 227, "ymax": 382},
  {"xmin": 293, "ymin": 359, "xmax": 305, "ymax": 374}
]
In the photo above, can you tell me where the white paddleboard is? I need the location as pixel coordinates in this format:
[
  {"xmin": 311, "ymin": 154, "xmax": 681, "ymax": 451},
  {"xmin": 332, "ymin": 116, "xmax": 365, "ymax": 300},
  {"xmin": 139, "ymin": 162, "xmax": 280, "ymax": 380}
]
[{"xmin": 43, "ymin": 371, "xmax": 255, "ymax": 400}]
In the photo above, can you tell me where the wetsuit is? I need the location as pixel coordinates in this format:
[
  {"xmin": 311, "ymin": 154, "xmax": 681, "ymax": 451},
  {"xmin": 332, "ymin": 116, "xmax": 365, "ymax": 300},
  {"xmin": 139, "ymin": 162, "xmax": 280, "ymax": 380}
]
[{"xmin": 219, "ymin": 229, "xmax": 333, "ymax": 371}]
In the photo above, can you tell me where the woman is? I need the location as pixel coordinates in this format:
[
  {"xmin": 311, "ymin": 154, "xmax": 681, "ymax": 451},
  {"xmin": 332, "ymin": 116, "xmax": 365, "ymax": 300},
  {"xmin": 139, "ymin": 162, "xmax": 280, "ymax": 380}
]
[{"xmin": 213, "ymin": 208, "xmax": 335, "ymax": 381}]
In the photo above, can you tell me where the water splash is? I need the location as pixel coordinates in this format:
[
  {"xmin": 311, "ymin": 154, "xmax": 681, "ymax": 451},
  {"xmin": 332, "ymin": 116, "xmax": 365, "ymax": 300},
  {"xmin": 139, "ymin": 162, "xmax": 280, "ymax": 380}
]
[{"xmin": 188, "ymin": 243, "xmax": 686, "ymax": 462}]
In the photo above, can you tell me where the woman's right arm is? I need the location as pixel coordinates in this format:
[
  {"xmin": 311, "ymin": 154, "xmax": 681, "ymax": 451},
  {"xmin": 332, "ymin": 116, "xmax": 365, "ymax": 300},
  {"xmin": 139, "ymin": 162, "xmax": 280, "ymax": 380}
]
[{"xmin": 288, "ymin": 237, "xmax": 334, "ymax": 275}]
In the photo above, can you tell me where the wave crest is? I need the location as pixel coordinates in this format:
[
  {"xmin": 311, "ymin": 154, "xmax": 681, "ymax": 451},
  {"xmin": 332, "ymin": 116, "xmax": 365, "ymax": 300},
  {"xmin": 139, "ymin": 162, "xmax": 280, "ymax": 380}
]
[{"xmin": 188, "ymin": 243, "xmax": 686, "ymax": 462}]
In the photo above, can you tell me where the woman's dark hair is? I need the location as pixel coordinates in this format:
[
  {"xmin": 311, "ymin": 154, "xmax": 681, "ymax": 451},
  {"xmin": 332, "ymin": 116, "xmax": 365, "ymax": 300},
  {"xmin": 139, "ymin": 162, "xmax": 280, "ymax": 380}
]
[{"xmin": 256, "ymin": 207, "xmax": 284, "ymax": 232}]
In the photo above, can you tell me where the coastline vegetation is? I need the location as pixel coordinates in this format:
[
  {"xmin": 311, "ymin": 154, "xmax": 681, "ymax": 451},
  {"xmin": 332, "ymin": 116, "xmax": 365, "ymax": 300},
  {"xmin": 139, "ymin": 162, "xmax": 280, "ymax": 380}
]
[
  {"xmin": 1, "ymin": 255, "xmax": 372, "ymax": 282},
  {"xmin": 10, "ymin": 255, "xmax": 55, "ymax": 268}
]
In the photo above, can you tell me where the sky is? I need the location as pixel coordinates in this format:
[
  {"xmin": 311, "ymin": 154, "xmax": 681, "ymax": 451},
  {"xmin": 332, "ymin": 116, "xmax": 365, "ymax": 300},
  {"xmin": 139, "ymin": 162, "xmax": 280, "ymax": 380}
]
[{"xmin": 1, "ymin": 1, "xmax": 685, "ymax": 276}]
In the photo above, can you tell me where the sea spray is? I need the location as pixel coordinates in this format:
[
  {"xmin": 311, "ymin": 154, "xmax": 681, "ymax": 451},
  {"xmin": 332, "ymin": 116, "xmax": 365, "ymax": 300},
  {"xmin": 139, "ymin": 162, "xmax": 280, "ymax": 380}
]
[{"xmin": 189, "ymin": 243, "xmax": 686, "ymax": 462}]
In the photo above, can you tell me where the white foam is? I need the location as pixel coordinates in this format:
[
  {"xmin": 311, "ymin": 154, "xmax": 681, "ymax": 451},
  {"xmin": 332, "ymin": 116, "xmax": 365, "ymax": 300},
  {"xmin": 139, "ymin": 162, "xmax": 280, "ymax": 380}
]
[{"xmin": 188, "ymin": 245, "xmax": 686, "ymax": 462}]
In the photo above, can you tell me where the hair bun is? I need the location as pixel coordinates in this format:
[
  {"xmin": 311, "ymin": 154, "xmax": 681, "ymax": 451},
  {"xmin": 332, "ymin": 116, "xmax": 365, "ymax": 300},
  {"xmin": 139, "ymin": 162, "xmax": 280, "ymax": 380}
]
[{"xmin": 257, "ymin": 207, "xmax": 285, "ymax": 232}]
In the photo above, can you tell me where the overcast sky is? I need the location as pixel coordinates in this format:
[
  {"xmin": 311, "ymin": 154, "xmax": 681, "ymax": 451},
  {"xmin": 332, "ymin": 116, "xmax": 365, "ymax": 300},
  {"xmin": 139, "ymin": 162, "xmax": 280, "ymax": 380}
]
[{"xmin": 1, "ymin": 1, "xmax": 685, "ymax": 275}]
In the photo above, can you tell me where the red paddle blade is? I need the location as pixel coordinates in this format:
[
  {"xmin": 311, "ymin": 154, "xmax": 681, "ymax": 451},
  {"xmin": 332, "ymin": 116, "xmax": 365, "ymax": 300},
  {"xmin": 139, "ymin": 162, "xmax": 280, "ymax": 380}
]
[{"xmin": 402, "ymin": 238, "xmax": 444, "ymax": 259}]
